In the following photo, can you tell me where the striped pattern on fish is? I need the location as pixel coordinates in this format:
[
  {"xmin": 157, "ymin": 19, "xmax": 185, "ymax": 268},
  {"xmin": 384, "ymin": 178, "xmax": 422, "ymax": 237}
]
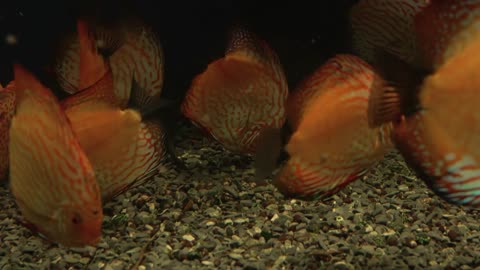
[
  {"xmin": 181, "ymin": 27, "xmax": 288, "ymax": 154},
  {"xmin": 350, "ymin": 0, "xmax": 430, "ymax": 65},
  {"xmin": 287, "ymin": 55, "xmax": 376, "ymax": 129},
  {"xmin": 93, "ymin": 120, "xmax": 166, "ymax": 201},
  {"xmin": 54, "ymin": 21, "xmax": 164, "ymax": 109},
  {"xmin": 9, "ymin": 64, "xmax": 102, "ymax": 247},
  {"xmin": 275, "ymin": 54, "xmax": 394, "ymax": 198}
]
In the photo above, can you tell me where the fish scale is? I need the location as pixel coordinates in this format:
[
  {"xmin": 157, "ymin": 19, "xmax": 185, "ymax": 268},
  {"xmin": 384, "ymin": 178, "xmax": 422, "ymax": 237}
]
[
  {"xmin": 350, "ymin": 0, "xmax": 430, "ymax": 65},
  {"xmin": 274, "ymin": 54, "xmax": 394, "ymax": 198},
  {"xmin": 181, "ymin": 27, "xmax": 288, "ymax": 154}
]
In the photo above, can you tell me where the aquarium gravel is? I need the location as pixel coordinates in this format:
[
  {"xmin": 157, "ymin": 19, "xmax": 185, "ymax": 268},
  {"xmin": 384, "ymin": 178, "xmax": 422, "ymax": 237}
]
[{"xmin": 1, "ymin": 121, "xmax": 480, "ymax": 270}]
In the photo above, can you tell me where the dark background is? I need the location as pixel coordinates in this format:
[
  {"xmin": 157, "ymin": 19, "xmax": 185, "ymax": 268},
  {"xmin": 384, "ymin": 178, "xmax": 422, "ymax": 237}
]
[{"xmin": 0, "ymin": 0, "xmax": 358, "ymax": 100}]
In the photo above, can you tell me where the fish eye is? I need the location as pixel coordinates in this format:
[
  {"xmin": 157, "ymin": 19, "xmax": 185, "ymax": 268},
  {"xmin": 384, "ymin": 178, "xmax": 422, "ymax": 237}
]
[
  {"xmin": 92, "ymin": 210, "xmax": 99, "ymax": 215},
  {"xmin": 71, "ymin": 212, "xmax": 83, "ymax": 225}
]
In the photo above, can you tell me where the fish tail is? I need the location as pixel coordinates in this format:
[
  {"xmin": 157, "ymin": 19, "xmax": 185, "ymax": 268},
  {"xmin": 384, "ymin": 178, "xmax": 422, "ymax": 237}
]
[
  {"xmin": 253, "ymin": 126, "xmax": 285, "ymax": 183},
  {"xmin": 77, "ymin": 19, "xmax": 108, "ymax": 90}
]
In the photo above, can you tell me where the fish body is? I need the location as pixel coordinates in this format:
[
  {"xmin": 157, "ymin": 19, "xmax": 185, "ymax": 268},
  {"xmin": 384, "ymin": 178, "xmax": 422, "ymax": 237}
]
[
  {"xmin": 62, "ymin": 19, "xmax": 167, "ymax": 201},
  {"xmin": 54, "ymin": 18, "xmax": 164, "ymax": 109},
  {"xmin": 181, "ymin": 27, "xmax": 288, "ymax": 154},
  {"xmin": 415, "ymin": 0, "xmax": 480, "ymax": 69},
  {"xmin": 60, "ymin": 19, "xmax": 120, "ymax": 109},
  {"xmin": 349, "ymin": 0, "xmax": 431, "ymax": 65},
  {"xmin": 66, "ymin": 101, "xmax": 166, "ymax": 200},
  {"xmin": 9, "ymin": 64, "xmax": 103, "ymax": 247},
  {"xmin": 275, "ymin": 54, "xmax": 394, "ymax": 198},
  {"xmin": 369, "ymin": 34, "xmax": 480, "ymax": 206},
  {"xmin": 0, "ymin": 81, "xmax": 16, "ymax": 180}
]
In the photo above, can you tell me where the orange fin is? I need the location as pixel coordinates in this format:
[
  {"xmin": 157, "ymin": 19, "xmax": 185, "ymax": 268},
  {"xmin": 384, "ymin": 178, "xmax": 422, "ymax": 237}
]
[
  {"xmin": 13, "ymin": 64, "xmax": 48, "ymax": 99},
  {"xmin": 254, "ymin": 127, "xmax": 284, "ymax": 183},
  {"xmin": 367, "ymin": 76, "xmax": 403, "ymax": 127},
  {"xmin": 77, "ymin": 19, "xmax": 108, "ymax": 90},
  {"xmin": 65, "ymin": 100, "xmax": 141, "ymax": 165},
  {"xmin": 368, "ymin": 50, "xmax": 430, "ymax": 127}
]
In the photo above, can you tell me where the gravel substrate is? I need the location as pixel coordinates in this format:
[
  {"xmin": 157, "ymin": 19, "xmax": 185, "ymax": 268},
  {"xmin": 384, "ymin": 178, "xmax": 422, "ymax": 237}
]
[{"xmin": 1, "ymin": 121, "xmax": 480, "ymax": 270}]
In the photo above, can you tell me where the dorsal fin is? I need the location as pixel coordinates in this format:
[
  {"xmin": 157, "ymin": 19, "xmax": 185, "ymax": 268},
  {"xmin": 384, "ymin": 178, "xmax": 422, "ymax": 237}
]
[
  {"xmin": 226, "ymin": 26, "xmax": 281, "ymax": 70},
  {"xmin": 77, "ymin": 19, "xmax": 108, "ymax": 90},
  {"xmin": 13, "ymin": 64, "xmax": 47, "ymax": 100}
]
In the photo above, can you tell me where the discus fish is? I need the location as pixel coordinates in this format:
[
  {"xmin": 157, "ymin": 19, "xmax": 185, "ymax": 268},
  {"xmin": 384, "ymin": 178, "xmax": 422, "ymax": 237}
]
[
  {"xmin": 272, "ymin": 54, "xmax": 394, "ymax": 198},
  {"xmin": 349, "ymin": 0, "xmax": 430, "ymax": 66},
  {"xmin": 65, "ymin": 99, "xmax": 166, "ymax": 201},
  {"xmin": 62, "ymin": 19, "xmax": 168, "ymax": 201},
  {"xmin": 9, "ymin": 64, "xmax": 103, "ymax": 247},
  {"xmin": 369, "ymin": 36, "xmax": 480, "ymax": 206},
  {"xmin": 181, "ymin": 27, "xmax": 288, "ymax": 155},
  {"xmin": 55, "ymin": 16, "xmax": 164, "ymax": 109},
  {"xmin": 0, "ymin": 81, "xmax": 15, "ymax": 180}
]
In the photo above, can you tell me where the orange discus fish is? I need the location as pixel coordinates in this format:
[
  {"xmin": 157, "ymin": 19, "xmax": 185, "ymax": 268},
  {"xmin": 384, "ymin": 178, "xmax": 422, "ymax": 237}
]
[
  {"xmin": 349, "ymin": 0, "xmax": 431, "ymax": 66},
  {"xmin": 181, "ymin": 27, "xmax": 288, "ymax": 155},
  {"xmin": 54, "ymin": 17, "xmax": 164, "ymax": 109},
  {"xmin": 61, "ymin": 19, "xmax": 167, "ymax": 201},
  {"xmin": 369, "ymin": 35, "xmax": 480, "ymax": 207},
  {"xmin": 273, "ymin": 54, "xmax": 394, "ymax": 198},
  {"xmin": 9, "ymin": 64, "xmax": 103, "ymax": 247},
  {"xmin": 65, "ymin": 100, "xmax": 166, "ymax": 201},
  {"xmin": 0, "ymin": 81, "xmax": 16, "ymax": 180}
]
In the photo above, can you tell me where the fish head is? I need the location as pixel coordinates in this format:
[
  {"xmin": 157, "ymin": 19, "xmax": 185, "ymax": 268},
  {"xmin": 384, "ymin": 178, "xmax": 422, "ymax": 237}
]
[{"xmin": 54, "ymin": 202, "xmax": 103, "ymax": 247}]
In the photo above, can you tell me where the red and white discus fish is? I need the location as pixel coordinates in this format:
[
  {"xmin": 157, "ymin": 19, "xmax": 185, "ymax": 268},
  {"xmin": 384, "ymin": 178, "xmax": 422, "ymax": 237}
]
[
  {"xmin": 349, "ymin": 0, "xmax": 431, "ymax": 66},
  {"xmin": 9, "ymin": 64, "xmax": 103, "ymax": 247},
  {"xmin": 61, "ymin": 19, "xmax": 167, "ymax": 201},
  {"xmin": 55, "ymin": 17, "xmax": 164, "ymax": 109},
  {"xmin": 181, "ymin": 27, "xmax": 288, "ymax": 155}
]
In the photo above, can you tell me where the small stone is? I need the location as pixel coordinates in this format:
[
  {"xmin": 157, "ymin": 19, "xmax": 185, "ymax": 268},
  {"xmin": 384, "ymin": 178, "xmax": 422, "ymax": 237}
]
[
  {"xmin": 333, "ymin": 261, "xmax": 355, "ymax": 270},
  {"xmin": 234, "ymin": 217, "xmax": 249, "ymax": 224},
  {"xmin": 182, "ymin": 234, "xmax": 195, "ymax": 242},
  {"xmin": 206, "ymin": 220, "xmax": 216, "ymax": 226},
  {"xmin": 448, "ymin": 226, "xmax": 464, "ymax": 242},
  {"xmin": 386, "ymin": 235, "xmax": 399, "ymax": 246},
  {"xmin": 135, "ymin": 211, "xmax": 152, "ymax": 224},
  {"xmin": 398, "ymin": 185, "xmax": 409, "ymax": 192},
  {"xmin": 228, "ymin": 252, "xmax": 243, "ymax": 260},
  {"xmin": 201, "ymin": 261, "xmax": 214, "ymax": 266}
]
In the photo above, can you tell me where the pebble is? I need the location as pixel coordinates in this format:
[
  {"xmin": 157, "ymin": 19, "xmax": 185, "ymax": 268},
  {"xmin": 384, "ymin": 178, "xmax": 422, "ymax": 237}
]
[{"xmin": 1, "ymin": 126, "xmax": 480, "ymax": 269}]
